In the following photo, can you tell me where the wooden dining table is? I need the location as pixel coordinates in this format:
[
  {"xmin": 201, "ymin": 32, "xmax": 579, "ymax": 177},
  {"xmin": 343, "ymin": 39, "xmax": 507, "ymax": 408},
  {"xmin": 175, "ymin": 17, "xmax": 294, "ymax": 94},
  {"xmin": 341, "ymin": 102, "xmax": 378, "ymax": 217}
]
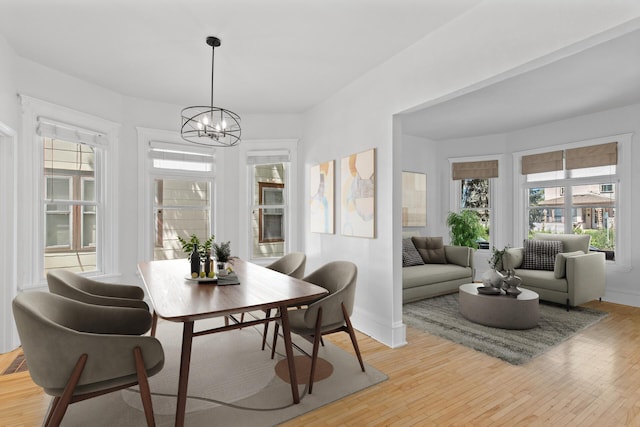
[{"xmin": 137, "ymin": 258, "xmax": 328, "ymax": 427}]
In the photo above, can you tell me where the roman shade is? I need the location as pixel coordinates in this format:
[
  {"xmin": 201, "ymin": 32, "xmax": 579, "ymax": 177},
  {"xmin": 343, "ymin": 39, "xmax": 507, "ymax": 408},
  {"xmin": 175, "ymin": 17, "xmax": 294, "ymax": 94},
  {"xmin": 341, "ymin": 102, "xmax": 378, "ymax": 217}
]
[
  {"xmin": 246, "ymin": 149, "xmax": 290, "ymax": 165},
  {"xmin": 565, "ymin": 142, "xmax": 617, "ymax": 170},
  {"xmin": 451, "ymin": 160, "xmax": 498, "ymax": 180},
  {"xmin": 37, "ymin": 117, "xmax": 108, "ymax": 147},
  {"xmin": 521, "ymin": 150, "xmax": 563, "ymax": 175}
]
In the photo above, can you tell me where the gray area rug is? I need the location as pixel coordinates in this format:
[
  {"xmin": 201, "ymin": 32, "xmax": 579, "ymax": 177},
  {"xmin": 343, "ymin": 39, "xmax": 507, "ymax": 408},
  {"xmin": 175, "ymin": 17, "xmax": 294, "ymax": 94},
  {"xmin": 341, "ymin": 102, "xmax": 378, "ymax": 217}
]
[
  {"xmin": 403, "ymin": 293, "xmax": 608, "ymax": 365},
  {"xmin": 60, "ymin": 317, "xmax": 386, "ymax": 426}
]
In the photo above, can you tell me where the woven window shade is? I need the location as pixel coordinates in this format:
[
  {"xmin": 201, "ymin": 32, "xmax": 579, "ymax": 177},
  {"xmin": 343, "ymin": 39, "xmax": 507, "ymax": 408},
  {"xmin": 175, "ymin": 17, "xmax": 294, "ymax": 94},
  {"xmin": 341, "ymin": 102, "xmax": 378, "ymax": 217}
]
[
  {"xmin": 451, "ymin": 160, "xmax": 498, "ymax": 180},
  {"xmin": 566, "ymin": 142, "xmax": 617, "ymax": 170},
  {"xmin": 521, "ymin": 150, "xmax": 563, "ymax": 175}
]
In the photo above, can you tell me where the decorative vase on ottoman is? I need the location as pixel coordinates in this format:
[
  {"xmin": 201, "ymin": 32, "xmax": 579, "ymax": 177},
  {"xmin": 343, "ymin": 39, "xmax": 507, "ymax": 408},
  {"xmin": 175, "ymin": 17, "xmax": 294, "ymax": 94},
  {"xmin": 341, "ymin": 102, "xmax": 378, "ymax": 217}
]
[
  {"xmin": 482, "ymin": 269, "xmax": 504, "ymax": 288},
  {"xmin": 503, "ymin": 269, "xmax": 522, "ymax": 297}
]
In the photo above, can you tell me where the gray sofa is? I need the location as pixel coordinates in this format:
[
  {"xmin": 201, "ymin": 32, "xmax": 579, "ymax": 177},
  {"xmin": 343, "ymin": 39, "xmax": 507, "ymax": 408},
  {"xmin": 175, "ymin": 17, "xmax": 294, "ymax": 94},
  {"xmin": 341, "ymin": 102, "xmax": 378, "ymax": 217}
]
[
  {"xmin": 502, "ymin": 233, "xmax": 605, "ymax": 308},
  {"xmin": 402, "ymin": 236, "xmax": 475, "ymax": 303}
]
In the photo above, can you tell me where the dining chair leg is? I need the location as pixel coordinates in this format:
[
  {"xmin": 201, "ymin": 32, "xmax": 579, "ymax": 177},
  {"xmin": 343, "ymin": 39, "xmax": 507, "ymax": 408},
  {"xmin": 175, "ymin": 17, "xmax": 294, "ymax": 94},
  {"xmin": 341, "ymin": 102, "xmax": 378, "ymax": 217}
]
[
  {"xmin": 46, "ymin": 354, "xmax": 88, "ymax": 427},
  {"xmin": 261, "ymin": 308, "xmax": 272, "ymax": 351},
  {"xmin": 308, "ymin": 308, "xmax": 323, "ymax": 394},
  {"xmin": 270, "ymin": 322, "xmax": 280, "ymax": 359},
  {"xmin": 342, "ymin": 303, "xmax": 365, "ymax": 372},
  {"xmin": 150, "ymin": 311, "xmax": 158, "ymax": 337},
  {"xmin": 43, "ymin": 397, "xmax": 61, "ymax": 427},
  {"xmin": 133, "ymin": 347, "xmax": 155, "ymax": 427}
]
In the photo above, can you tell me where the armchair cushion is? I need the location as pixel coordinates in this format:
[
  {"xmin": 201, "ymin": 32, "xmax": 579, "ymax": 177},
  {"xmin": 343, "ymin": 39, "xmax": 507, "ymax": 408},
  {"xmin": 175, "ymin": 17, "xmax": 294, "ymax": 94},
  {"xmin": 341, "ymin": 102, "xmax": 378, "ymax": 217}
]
[
  {"xmin": 503, "ymin": 247, "xmax": 524, "ymax": 270},
  {"xmin": 522, "ymin": 239, "xmax": 563, "ymax": 271},
  {"xmin": 402, "ymin": 238, "xmax": 424, "ymax": 267},
  {"xmin": 553, "ymin": 251, "xmax": 584, "ymax": 279},
  {"xmin": 411, "ymin": 236, "xmax": 447, "ymax": 264}
]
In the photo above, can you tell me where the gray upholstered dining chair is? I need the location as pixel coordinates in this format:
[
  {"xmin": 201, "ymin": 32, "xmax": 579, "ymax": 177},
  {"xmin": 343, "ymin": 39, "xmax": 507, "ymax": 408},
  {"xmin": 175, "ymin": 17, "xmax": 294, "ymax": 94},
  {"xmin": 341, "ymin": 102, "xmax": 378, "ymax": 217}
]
[
  {"xmin": 236, "ymin": 252, "xmax": 307, "ymax": 349},
  {"xmin": 270, "ymin": 260, "xmax": 365, "ymax": 393},
  {"xmin": 47, "ymin": 269, "xmax": 149, "ymax": 311},
  {"xmin": 266, "ymin": 252, "xmax": 307, "ymax": 280},
  {"xmin": 12, "ymin": 291, "xmax": 164, "ymax": 427},
  {"xmin": 258, "ymin": 252, "xmax": 307, "ymax": 349}
]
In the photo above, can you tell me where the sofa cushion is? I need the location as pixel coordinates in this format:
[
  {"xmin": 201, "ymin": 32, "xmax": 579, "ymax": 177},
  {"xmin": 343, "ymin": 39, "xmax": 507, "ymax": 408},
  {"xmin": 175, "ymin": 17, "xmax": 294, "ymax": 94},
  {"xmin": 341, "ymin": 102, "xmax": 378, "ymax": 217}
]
[
  {"xmin": 534, "ymin": 233, "xmax": 590, "ymax": 253},
  {"xmin": 522, "ymin": 239, "xmax": 563, "ymax": 271},
  {"xmin": 503, "ymin": 247, "xmax": 524, "ymax": 270},
  {"xmin": 402, "ymin": 238, "xmax": 425, "ymax": 267},
  {"xmin": 402, "ymin": 264, "xmax": 472, "ymax": 289},
  {"xmin": 553, "ymin": 250, "xmax": 584, "ymax": 278},
  {"xmin": 412, "ymin": 236, "xmax": 447, "ymax": 264},
  {"xmin": 514, "ymin": 268, "xmax": 568, "ymax": 293}
]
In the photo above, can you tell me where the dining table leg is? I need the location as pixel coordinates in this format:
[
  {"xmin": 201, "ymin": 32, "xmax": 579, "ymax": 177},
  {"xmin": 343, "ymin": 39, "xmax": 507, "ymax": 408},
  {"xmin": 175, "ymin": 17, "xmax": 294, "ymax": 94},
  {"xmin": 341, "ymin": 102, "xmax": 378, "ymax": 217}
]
[
  {"xmin": 175, "ymin": 321, "xmax": 194, "ymax": 427},
  {"xmin": 279, "ymin": 305, "xmax": 300, "ymax": 404}
]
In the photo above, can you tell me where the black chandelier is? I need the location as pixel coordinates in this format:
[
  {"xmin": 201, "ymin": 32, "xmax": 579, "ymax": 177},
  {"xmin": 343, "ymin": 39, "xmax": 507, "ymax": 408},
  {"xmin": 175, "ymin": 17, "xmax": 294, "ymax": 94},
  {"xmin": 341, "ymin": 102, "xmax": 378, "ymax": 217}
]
[{"xmin": 181, "ymin": 36, "xmax": 241, "ymax": 147}]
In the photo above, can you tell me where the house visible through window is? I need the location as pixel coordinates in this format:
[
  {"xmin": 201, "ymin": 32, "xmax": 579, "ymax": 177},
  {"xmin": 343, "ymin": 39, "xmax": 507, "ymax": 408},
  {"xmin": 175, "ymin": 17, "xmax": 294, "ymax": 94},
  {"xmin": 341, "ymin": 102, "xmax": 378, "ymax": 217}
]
[
  {"xmin": 259, "ymin": 182, "xmax": 284, "ymax": 243},
  {"xmin": 251, "ymin": 162, "xmax": 287, "ymax": 259},
  {"xmin": 43, "ymin": 137, "xmax": 98, "ymax": 272},
  {"xmin": 522, "ymin": 142, "xmax": 617, "ymax": 260}
]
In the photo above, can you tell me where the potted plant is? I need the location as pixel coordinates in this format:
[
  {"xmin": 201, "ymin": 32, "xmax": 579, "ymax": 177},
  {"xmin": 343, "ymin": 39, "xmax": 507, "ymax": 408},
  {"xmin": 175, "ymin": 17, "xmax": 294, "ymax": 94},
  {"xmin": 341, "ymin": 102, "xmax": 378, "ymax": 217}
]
[
  {"xmin": 488, "ymin": 245, "xmax": 510, "ymax": 272},
  {"xmin": 212, "ymin": 241, "xmax": 231, "ymax": 275},
  {"xmin": 177, "ymin": 234, "xmax": 215, "ymax": 261},
  {"xmin": 446, "ymin": 210, "xmax": 483, "ymax": 249}
]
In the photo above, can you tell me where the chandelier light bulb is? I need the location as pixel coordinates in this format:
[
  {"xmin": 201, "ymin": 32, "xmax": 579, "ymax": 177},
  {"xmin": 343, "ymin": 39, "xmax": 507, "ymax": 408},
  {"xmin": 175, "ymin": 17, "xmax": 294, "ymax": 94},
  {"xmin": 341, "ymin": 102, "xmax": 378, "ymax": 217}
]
[
  {"xmin": 202, "ymin": 115, "xmax": 209, "ymax": 125},
  {"xmin": 197, "ymin": 121, "xmax": 203, "ymax": 130},
  {"xmin": 221, "ymin": 119, "xmax": 227, "ymax": 130}
]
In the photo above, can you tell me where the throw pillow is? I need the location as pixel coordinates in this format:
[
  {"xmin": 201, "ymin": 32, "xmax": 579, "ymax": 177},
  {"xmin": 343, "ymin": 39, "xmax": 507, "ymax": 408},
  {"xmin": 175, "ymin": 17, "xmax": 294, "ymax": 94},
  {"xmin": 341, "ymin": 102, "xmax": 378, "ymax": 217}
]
[
  {"xmin": 411, "ymin": 236, "xmax": 447, "ymax": 264},
  {"xmin": 522, "ymin": 239, "xmax": 564, "ymax": 271},
  {"xmin": 553, "ymin": 250, "xmax": 584, "ymax": 279},
  {"xmin": 402, "ymin": 238, "xmax": 424, "ymax": 267}
]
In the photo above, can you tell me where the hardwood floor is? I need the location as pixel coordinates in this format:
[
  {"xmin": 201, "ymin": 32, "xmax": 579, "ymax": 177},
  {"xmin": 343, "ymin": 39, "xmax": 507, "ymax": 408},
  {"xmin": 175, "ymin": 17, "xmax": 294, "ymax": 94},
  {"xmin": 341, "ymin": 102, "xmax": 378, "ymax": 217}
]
[{"xmin": 2, "ymin": 300, "xmax": 639, "ymax": 426}]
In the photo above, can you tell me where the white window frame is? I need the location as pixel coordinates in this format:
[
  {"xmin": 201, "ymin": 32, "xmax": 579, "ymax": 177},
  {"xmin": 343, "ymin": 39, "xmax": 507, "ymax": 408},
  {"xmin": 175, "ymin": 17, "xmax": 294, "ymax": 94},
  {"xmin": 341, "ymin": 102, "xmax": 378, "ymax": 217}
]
[
  {"xmin": 238, "ymin": 140, "xmax": 298, "ymax": 264},
  {"xmin": 136, "ymin": 127, "xmax": 216, "ymax": 261},
  {"xmin": 19, "ymin": 95, "xmax": 120, "ymax": 287},
  {"xmin": 448, "ymin": 154, "xmax": 505, "ymax": 251},
  {"xmin": 513, "ymin": 134, "xmax": 631, "ymax": 271}
]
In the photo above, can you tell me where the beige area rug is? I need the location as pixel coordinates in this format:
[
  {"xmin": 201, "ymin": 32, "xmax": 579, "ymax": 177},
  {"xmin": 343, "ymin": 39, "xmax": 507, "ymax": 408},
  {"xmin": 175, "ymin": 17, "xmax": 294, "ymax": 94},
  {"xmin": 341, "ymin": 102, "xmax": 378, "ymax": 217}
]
[{"xmin": 60, "ymin": 316, "xmax": 386, "ymax": 426}]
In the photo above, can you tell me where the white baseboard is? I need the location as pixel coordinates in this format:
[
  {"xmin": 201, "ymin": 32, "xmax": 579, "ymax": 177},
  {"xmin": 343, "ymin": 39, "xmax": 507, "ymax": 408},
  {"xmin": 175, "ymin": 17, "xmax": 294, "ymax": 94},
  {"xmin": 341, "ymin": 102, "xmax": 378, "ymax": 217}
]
[
  {"xmin": 603, "ymin": 288, "xmax": 640, "ymax": 307},
  {"xmin": 350, "ymin": 307, "xmax": 407, "ymax": 349}
]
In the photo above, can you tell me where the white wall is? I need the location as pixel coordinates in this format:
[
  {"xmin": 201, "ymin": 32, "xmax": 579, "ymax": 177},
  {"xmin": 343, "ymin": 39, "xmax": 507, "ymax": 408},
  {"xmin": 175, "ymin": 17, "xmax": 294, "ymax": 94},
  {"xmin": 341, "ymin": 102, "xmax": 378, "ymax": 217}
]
[
  {"xmin": 301, "ymin": 2, "xmax": 640, "ymax": 348},
  {"xmin": 0, "ymin": 34, "xmax": 17, "ymax": 129},
  {"xmin": 401, "ymin": 134, "xmax": 439, "ymax": 237}
]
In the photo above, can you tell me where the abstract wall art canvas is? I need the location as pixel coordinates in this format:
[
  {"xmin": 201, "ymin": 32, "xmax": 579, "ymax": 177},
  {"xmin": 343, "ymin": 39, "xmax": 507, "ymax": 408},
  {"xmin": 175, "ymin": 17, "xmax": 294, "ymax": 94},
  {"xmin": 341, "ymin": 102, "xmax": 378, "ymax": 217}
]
[
  {"xmin": 309, "ymin": 160, "xmax": 334, "ymax": 233},
  {"xmin": 402, "ymin": 171, "xmax": 427, "ymax": 227},
  {"xmin": 341, "ymin": 148, "xmax": 375, "ymax": 238}
]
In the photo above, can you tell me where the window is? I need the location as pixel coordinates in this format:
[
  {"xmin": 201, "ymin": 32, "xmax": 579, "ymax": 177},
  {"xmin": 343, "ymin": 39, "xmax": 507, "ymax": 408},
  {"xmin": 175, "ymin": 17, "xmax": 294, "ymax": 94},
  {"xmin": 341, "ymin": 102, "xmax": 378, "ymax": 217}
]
[
  {"xmin": 258, "ymin": 182, "xmax": 284, "ymax": 243},
  {"xmin": 251, "ymin": 163, "xmax": 287, "ymax": 258},
  {"xmin": 20, "ymin": 95, "xmax": 118, "ymax": 283},
  {"xmin": 44, "ymin": 139, "xmax": 97, "ymax": 258},
  {"xmin": 239, "ymin": 141, "xmax": 297, "ymax": 262},
  {"xmin": 153, "ymin": 178, "xmax": 212, "ymax": 260},
  {"xmin": 460, "ymin": 178, "xmax": 490, "ymax": 248},
  {"xmin": 450, "ymin": 159, "xmax": 499, "ymax": 250},
  {"xmin": 140, "ymin": 137, "xmax": 215, "ymax": 261},
  {"xmin": 521, "ymin": 141, "xmax": 619, "ymax": 261}
]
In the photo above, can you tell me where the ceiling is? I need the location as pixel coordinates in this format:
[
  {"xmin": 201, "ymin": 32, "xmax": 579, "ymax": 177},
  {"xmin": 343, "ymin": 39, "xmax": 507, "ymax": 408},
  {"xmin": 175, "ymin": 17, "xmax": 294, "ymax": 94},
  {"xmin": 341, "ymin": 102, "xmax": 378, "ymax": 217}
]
[
  {"xmin": 2, "ymin": 2, "xmax": 638, "ymax": 137},
  {"xmin": 402, "ymin": 27, "xmax": 640, "ymax": 140},
  {"xmin": 0, "ymin": 0, "xmax": 482, "ymax": 114}
]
